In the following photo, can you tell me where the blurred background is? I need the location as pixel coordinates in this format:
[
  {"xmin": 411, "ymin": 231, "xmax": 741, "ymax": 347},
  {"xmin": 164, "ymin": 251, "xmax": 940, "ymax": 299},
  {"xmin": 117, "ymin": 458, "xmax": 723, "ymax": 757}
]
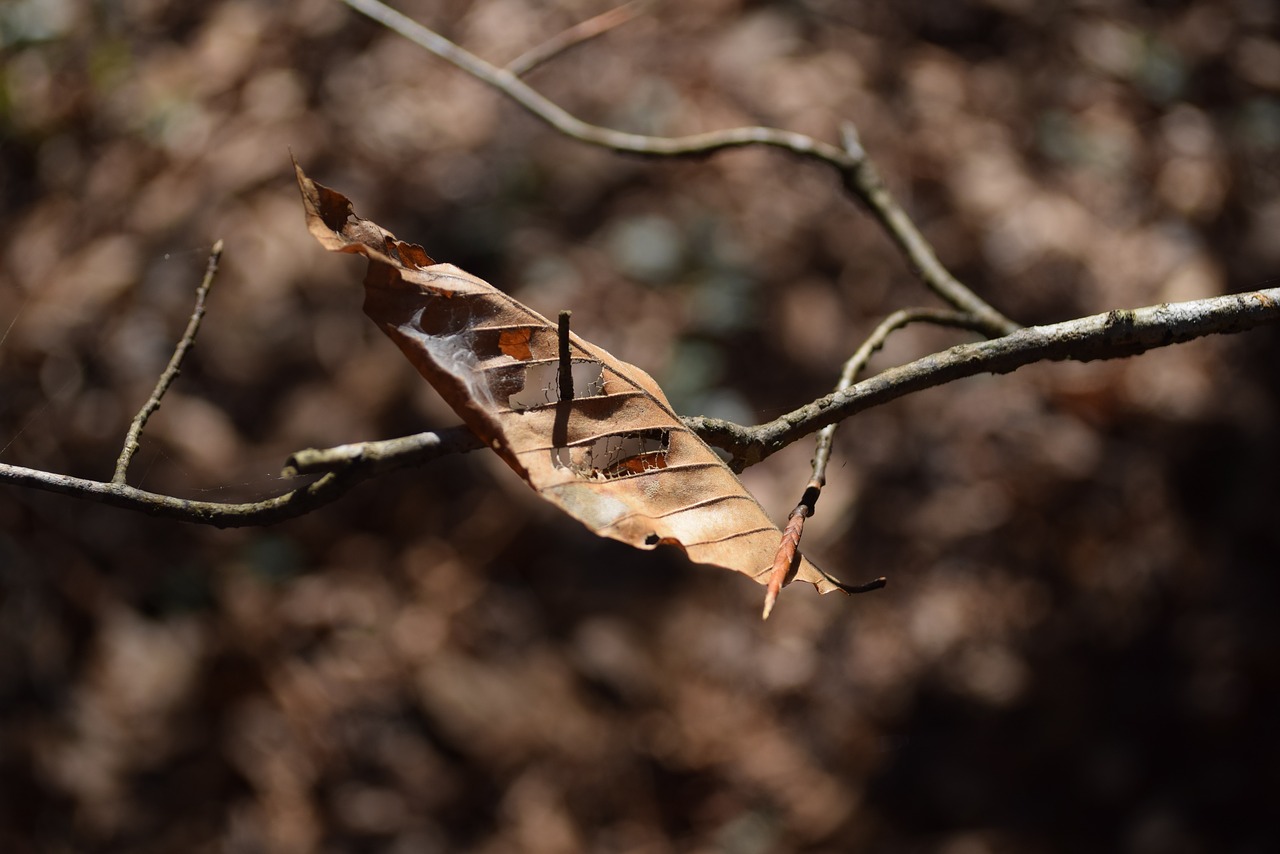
[{"xmin": 2, "ymin": 1, "xmax": 1278, "ymax": 851}]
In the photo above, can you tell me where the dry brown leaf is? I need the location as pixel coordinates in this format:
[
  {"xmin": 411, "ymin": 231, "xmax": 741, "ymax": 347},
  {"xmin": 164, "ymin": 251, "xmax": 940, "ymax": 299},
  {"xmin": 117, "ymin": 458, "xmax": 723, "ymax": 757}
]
[{"xmin": 295, "ymin": 160, "xmax": 852, "ymax": 599}]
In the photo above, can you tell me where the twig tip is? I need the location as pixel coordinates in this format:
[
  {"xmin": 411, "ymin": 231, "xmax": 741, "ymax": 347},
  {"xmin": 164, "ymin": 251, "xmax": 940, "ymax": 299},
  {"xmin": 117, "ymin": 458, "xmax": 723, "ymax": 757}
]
[{"xmin": 839, "ymin": 121, "xmax": 865, "ymax": 160}]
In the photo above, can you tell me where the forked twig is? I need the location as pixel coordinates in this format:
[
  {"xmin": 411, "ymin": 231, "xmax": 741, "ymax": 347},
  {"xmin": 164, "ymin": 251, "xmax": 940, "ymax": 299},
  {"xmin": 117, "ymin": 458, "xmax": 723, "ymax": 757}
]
[
  {"xmin": 113, "ymin": 240, "xmax": 223, "ymax": 485},
  {"xmin": 762, "ymin": 308, "xmax": 979, "ymax": 616},
  {"xmin": 810, "ymin": 308, "xmax": 992, "ymax": 481}
]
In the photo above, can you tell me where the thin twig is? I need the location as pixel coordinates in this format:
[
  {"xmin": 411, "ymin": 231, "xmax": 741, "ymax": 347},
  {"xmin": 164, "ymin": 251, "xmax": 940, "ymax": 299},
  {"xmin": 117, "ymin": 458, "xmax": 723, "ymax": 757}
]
[
  {"xmin": 2, "ymin": 462, "xmax": 353, "ymax": 526},
  {"xmin": 284, "ymin": 426, "xmax": 483, "ymax": 475},
  {"xmin": 810, "ymin": 307, "xmax": 989, "ymax": 483},
  {"xmin": 838, "ymin": 126, "xmax": 1018, "ymax": 336},
  {"xmin": 113, "ymin": 241, "xmax": 223, "ymax": 485},
  {"xmin": 2, "ymin": 426, "xmax": 483, "ymax": 526},
  {"xmin": 764, "ymin": 307, "xmax": 982, "ymax": 616},
  {"xmin": 340, "ymin": 0, "xmax": 1015, "ymax": 335},
  {"xmin": 506, "ymin": 1, "xmax": 650, "ymax": 77}
]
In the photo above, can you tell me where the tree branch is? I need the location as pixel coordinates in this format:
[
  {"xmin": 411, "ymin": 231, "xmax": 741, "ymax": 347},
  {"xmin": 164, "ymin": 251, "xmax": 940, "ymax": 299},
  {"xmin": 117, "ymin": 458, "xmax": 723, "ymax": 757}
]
[
  {"xmin": 0, "ymin": 462, "xmax": 353, "ymax": 526},
  {"xmin": 1, "ymin": 237, "xmax": 483, "ymax": 526},
  {"xmin": 340, "ymin": 0, "xmax": 1015, "ymax": 334},
  {"xmin": 5, "ymin": 290, "xmax": 1272, "ymax": 525},
  {"xmin": 689, "ymin": 288, "xmax": 1280, "ymax": 471},
  {"xmin": 341, "ymin": 0, "xmax": 853, "ymax": 161}
]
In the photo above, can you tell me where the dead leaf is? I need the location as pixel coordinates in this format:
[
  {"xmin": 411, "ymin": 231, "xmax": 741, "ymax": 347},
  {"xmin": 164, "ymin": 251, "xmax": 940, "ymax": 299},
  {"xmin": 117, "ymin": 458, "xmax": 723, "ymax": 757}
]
[{"xmin": 295, "ymin": 160, "xmax": 851, "ymax": 599}]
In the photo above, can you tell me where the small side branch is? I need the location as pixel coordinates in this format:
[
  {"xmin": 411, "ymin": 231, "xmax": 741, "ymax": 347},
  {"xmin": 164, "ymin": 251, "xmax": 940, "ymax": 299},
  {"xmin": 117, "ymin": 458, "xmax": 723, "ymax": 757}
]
[
  {"xmin": 810, "ymin": 307, "xmax": 989, "ymax": 480},
  {"xmin": 284, "ymin": 426, "xmax": 484, "ymax": 476},
  {"xmin": 763, "ymin": 307, "xmax": 981, "ymax": 615},
  {"xmin": 113, "ymin": 241, "xmax": 223, "ymax": 485},
  {"xmin": 506, "ymin": 1, "xmax": 649, "ymax": 77}
]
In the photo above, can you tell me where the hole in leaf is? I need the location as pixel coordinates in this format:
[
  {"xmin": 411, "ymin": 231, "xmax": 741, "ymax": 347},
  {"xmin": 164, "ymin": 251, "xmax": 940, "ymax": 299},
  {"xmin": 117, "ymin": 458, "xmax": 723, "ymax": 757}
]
[
  {"xmin": 552, "ymin": 428, "xmax": 671, "ymax": 480},
  {"xmin": 644, "ymin": 533, "xmax": 660, "ymax": 545},
  {"xmin": 508, "ymin": 360, "xmax": 605, "ymax": 411}
]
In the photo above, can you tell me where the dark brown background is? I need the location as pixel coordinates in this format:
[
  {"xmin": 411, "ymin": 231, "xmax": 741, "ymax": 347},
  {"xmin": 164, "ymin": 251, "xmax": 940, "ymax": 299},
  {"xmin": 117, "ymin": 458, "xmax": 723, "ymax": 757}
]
[{"xmin": 2, "ymin": 1, "xmax": 1278, "ymax": 851}]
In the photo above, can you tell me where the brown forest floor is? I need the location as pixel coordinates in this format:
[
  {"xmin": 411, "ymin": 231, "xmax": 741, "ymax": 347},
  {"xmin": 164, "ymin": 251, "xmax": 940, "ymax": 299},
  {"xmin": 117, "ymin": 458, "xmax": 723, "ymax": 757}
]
[{"xmin": 2, "ymin": 1, "xmax": 1279, "ymax": 852}]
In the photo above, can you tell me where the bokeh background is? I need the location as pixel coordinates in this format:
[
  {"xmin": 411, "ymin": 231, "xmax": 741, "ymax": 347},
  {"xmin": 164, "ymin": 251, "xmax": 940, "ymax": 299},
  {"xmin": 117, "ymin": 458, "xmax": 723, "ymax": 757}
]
[{"xmin": 2, "ymin": 1, "xmax": 1279, "ymax": 851}]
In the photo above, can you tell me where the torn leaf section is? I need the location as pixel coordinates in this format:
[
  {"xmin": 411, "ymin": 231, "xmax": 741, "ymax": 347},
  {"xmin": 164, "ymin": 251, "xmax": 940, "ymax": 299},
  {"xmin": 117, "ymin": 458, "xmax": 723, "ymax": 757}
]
[{"xmin": 554, "ymin": 428, "xmax": 671, "ymax": 480}]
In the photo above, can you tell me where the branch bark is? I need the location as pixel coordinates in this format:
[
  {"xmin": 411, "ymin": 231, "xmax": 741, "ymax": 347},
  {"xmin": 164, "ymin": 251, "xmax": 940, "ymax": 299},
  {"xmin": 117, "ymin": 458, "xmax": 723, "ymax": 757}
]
[
  {"xmin": 689, "ymin": 289, "xmax": 1280, "ymax": 471},
  {"xmin": 1, "ymin": 427, "xmax": 483, "ymax": 527}
]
